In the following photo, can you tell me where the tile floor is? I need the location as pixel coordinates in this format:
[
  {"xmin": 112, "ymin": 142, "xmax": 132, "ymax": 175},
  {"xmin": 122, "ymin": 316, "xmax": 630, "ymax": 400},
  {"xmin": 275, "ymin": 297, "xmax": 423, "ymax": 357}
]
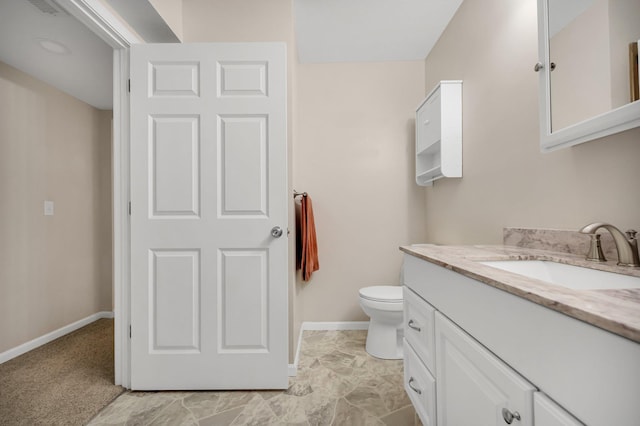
[{"xmin": 89, "ymin": 330, "xmax": 420, "ymax": 425}]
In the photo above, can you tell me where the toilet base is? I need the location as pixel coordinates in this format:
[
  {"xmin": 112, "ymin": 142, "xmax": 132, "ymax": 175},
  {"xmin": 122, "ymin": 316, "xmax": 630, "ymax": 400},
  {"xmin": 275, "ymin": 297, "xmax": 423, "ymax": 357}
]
[{"xmin": 365, "ymin": 320, "xmax": 404, "ymax": 360}]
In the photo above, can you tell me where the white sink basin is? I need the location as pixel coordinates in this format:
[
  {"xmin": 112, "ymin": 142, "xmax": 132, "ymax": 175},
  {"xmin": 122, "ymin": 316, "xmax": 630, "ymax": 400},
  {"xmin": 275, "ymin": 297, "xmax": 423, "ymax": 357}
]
[{"xmin": 479, "ymin": 260, "xmax": 640, "ymax": 290}]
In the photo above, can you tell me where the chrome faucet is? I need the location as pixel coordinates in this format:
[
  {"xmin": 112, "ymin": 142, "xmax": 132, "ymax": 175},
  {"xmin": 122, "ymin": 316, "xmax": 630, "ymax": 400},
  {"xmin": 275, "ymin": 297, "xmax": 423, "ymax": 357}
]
[{"xmin": 579, "ymin": 223, "xmax": 639, "ymax": 267}]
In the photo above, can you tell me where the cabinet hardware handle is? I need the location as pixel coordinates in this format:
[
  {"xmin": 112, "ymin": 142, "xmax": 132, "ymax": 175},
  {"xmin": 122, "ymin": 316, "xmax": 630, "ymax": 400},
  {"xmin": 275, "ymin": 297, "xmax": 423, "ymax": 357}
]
[
  {"xmin": 423, "ymin": 120, "xmax": 431, "ymax": 126},
  {"xmin": 408, "ymin": 319, "xmax": 421, "ymax": 332},
  {"xmin": 501, "ymin": 408, "xmax": 521, "ymax": 424},
  {"xmin": 408, "ymin": 377, "xmax": 422, "ymax": 395}
]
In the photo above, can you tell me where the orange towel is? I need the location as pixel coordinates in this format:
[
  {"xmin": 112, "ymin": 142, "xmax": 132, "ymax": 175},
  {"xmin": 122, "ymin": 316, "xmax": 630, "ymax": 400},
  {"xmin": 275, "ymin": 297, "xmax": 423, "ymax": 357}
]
[{"xmin": 298, "ymin": 195, "xmax": 319, "ymax": 281}]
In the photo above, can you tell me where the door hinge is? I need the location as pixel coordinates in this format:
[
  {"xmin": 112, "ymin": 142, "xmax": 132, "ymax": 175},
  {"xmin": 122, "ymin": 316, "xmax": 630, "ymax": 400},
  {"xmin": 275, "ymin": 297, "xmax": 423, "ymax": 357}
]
[
  {"xmin": 129, "ymin": 325, "xmax": 132, "ymax": 339},
  {"xmin": 127, "ymin": 79, "xmax": 131, "ymax": 93},
  {"xmin": 128, "ymin": 201, "xmax": 131, "ymax": 215}
]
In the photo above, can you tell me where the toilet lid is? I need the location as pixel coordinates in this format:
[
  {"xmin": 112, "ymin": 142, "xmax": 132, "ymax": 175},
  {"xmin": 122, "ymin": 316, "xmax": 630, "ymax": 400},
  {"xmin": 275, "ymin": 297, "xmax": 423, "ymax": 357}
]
[{"xmin": 359, "ymin": 286, "xmax": 403, "ymax": 302}]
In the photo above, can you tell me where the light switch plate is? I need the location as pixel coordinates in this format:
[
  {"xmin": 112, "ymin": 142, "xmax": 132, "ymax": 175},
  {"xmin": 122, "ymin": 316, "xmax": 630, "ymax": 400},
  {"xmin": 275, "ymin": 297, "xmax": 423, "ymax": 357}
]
[{"xmin": 44, "ymin": 201, "xmax": 54, "ymax": 216}]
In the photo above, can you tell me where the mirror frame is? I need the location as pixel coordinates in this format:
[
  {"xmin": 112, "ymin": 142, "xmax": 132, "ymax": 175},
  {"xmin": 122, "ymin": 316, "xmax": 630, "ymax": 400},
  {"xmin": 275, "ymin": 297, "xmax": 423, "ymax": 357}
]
[{"xmin": 537, "ymin": 0, "xmax": 640, "ymax": 152}]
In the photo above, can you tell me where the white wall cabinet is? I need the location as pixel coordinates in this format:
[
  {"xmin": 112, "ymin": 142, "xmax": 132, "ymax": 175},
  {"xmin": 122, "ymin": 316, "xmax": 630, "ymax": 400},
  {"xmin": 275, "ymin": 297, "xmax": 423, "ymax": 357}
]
[{"xmin": 415, "ymin": 80, "xmax": 462, "ymax": 186}]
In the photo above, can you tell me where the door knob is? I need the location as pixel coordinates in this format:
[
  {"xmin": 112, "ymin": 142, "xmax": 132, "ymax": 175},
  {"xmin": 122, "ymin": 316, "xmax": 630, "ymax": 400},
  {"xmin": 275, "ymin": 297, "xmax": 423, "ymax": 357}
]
[{"xmin": 271, "ymin": 226, "xmax": 283, "ymax": 238}]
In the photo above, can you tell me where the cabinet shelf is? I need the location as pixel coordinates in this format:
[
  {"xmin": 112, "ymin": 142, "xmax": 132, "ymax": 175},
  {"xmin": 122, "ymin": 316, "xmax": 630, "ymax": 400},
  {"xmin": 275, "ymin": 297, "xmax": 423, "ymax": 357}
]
[
  {"xmin": 416, "ymin": 166, "xmax": 443, "ymax": 185},
  {"xmin": 416, "ymin": 138, "xmax": 441, "ymax": 156},
  {"xmin": 415, "ymin": 81, "xmax": 462, "ymax": 186}
]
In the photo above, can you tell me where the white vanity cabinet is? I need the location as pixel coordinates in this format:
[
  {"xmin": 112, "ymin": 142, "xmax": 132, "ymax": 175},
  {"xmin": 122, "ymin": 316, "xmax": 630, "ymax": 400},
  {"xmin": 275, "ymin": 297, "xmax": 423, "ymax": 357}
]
[
  {"xmin": 402, "ymin": 253, "xmax": 640, "ymax": 426},
  {"xmin": 415, "ymin": 80, "xmax": 462, "ymax": 186}
]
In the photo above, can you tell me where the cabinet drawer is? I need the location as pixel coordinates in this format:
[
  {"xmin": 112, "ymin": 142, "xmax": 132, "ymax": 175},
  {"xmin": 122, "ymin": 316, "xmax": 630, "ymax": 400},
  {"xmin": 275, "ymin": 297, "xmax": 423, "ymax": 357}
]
[
  {"xmin": 404, "ymin": 286, "xmax": 436, "ymax": 372},
  {"xmin": 534, "ymin": 393, "xmax": 584, "ymax": 426},
  {"xmin": 417, "ymin": 91, "xmax": 441, "ymax": 153},
  {"xmin": 404, "ymin": 339, "xmax": 436, "ymax": 426}
]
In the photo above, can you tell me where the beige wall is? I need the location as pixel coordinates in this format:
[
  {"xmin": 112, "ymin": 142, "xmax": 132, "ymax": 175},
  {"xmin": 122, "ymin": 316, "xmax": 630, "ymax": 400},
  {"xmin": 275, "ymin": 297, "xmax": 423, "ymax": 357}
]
[
  {"xmin": 294, "ymin": 61, "xmax": 427, "ymax": 322},
  {"xmin": 0, "ymin": 61, "xmax": 112, "ymax": 353},
  {"xmin": 423, "ymin": 0, "xmax": 640, "ymax": 245}
]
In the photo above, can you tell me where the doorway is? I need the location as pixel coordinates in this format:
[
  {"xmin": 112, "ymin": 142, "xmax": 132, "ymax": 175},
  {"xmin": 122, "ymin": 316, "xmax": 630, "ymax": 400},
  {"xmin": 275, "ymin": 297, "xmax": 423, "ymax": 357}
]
[{"xmin": 0, "ymin": 0, "xmax": 117, "ymax": 381}]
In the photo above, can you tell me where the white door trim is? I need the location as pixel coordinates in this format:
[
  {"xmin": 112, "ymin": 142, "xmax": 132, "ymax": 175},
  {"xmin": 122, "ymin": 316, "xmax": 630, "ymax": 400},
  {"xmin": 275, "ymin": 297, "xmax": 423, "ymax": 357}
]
[
  {"xmin": 55, "ymin": 0, "xmax": 142, "ymax": 49},
  {"xmin": 111, "ymin": 48, "xmax": 131, "ymax": 389},
  {"xmin": 56, "ymin": 0, "xmax": 144, "ymax": 389}
]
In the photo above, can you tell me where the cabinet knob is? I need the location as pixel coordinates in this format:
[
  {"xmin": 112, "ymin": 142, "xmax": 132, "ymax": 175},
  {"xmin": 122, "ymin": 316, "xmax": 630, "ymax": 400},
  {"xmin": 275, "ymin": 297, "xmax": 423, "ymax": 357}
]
[
  {"xmin": 501, "ymin": 408, "xmax": 521, "ymax": 424},
  {"xmin": 408, "ymin": 377, "xmax": 422, "ymax": 395},
  {"xmin": 408, "ymin": 319, "xmax": 422, "ymax": 332},
  {"xmin": 534, "ymin": 62, "xmax": 556, "ymax": 72}
]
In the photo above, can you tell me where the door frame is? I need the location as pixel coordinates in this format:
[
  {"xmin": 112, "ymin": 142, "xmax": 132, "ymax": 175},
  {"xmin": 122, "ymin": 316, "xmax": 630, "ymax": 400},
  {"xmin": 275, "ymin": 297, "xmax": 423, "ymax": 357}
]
[{"xmin": 56, "ymin": 0, "xmax": 142, "ymax": 388}]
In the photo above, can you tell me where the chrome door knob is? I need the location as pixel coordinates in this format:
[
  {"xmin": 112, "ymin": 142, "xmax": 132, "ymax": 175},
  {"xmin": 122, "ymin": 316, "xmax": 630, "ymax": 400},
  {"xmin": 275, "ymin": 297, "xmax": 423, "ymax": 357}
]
[{"xmin": 271, "ymin": 226, "xmax": 283, "ymax": 238}]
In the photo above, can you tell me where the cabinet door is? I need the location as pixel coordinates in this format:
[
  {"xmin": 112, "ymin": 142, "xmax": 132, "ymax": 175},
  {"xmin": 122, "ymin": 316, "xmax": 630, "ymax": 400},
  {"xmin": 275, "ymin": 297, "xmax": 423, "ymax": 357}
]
[
  {"xmin": 416, "ymin": 89, "xmax": 441, "ymax": 153},
  {"xmin": 435, "ymin": 313, "xmax": 536, "ymax": 426},
  {"xmin": 534, "ymin": 393, "xmax": 584, "ymax": 426}
]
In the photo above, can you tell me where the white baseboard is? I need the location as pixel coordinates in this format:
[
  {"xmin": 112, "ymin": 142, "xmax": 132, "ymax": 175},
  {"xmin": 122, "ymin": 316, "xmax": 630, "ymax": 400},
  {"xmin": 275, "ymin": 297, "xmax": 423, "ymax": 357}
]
[
  {"xmin": 0, "ymin": 311, "xmax": 114, "ymax": 364},
  {"xmin": 287, "ymin": 321, "xmax": 370, "ymax": 376},
  {"xmin": 301, "ymin": 321, "xmax": 370, "ymax": 331}
]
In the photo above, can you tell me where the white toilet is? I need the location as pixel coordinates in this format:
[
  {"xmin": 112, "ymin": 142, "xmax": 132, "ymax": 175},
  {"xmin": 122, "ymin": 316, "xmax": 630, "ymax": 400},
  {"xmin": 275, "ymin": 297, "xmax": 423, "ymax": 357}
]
[{"xmin": 359, "ymin": 286, "xmax": 404, "ymax": 359}]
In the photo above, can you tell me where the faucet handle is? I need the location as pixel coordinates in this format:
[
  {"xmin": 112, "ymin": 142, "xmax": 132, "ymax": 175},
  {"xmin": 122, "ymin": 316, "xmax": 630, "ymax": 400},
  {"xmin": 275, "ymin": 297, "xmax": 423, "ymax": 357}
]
[
  {"xmin": 585, "ymin": 233, "xmax": 607, "ymax": 262},
  {"xmin": 626, "ymin": 229, "xmax": 637, "ymax": 240}
]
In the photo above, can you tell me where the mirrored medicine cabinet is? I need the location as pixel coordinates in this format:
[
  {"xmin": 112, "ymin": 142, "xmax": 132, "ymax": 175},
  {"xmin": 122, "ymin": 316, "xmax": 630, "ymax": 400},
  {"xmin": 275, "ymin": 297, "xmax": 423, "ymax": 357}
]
[{"xmin": 537, "ymin": 0, "xmax": 640, "ymax": 151}]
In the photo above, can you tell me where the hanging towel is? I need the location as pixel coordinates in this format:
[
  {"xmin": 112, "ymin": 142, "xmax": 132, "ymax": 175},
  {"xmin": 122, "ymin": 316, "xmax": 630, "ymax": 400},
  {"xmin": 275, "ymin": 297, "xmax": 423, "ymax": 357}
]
[{"xmin": 297, "ymin": 194, "xmax": 319, "ymax": 281}]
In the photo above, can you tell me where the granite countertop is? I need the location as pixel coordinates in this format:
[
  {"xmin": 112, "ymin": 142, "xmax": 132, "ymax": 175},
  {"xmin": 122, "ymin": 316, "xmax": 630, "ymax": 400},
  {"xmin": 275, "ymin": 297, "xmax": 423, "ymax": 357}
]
[{"xmin": 400, "ymin": 244, "xmax": 640, "ymax": 343}]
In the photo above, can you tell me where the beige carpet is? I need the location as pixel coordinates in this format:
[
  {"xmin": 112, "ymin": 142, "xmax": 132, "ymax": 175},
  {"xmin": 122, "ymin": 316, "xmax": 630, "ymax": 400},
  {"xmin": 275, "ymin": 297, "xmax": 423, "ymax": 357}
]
[{"xmin": 0, "ymin": 318, "xmax": 124, "ymax": 425}]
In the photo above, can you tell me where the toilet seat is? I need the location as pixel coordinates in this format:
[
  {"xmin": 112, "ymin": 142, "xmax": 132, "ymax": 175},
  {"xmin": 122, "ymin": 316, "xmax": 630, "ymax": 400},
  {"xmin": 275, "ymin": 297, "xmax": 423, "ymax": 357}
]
[{"xmin": 359, "ymin": 286, "xmax": 403, "ymax": 303}]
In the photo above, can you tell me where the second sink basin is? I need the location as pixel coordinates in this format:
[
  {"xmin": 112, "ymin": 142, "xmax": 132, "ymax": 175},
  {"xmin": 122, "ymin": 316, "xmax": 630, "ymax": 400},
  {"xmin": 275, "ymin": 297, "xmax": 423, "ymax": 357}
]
[{"xmin": 479, "ymin": 260, "xmax": 640, "ymax": 290}]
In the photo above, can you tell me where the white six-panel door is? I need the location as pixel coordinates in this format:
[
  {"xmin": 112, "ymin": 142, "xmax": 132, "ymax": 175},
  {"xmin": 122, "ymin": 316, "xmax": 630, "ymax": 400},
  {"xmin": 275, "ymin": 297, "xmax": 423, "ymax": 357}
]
[{"xmin": 130, "ymin": 43, "xmax": 287, "ymax": 390}]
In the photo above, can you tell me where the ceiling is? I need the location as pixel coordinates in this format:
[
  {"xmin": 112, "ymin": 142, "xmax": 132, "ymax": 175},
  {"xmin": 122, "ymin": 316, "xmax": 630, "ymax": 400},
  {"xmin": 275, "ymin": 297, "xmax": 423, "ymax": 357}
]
[
  {"xmin": 0, "ymin": 0, "xmax": 113, "ymax": 110},
  {"xmin": 0, "ymin": 0, "xmax": 464, "ymax": 110},
  {"xmin": 294, "ymin": 0, "xmax": 464, "ymax": 63}
]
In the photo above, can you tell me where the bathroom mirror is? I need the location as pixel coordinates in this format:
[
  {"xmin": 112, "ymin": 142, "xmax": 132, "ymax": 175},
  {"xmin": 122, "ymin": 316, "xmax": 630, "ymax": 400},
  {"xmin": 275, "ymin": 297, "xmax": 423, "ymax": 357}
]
[{"xmin": 537, "ymin": 0, "xmax": 640, "ymax": 152}]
